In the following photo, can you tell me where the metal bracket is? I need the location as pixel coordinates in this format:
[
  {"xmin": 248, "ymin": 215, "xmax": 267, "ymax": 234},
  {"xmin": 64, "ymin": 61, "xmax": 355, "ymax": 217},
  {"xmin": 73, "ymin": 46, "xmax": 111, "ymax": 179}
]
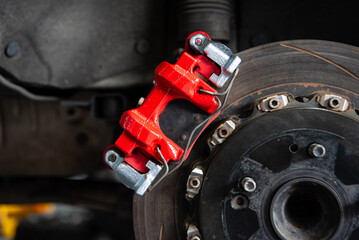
[
  {"xmin": 104, "ymin": 150, "xmax": 162, "ymax": 195},
  {"xmin": 186, "ymin": 167, "xmax": 204, "ymax": 199},
  {"xmin": 210, "ymin": 119, "xmax": 236, "ymax": 146},
  {"xmin": 316, "ymin": 94, "xmax": 351, "ymax": 112},
  {"xmin": 186, "ymin": 224, "xmax": 202, "ymax": 240},
  {"xmin": 189, "ymin": 33, "xmax": 241, "ymax": 88},
  {"xmin": 257, "ymin": 94, "xmax": 290, "ymax": 112}
]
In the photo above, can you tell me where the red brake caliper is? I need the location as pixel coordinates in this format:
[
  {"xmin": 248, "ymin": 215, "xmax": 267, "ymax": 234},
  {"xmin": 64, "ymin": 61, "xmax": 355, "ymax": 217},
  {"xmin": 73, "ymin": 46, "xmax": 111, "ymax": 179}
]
[{"xmin": 104, "ymin": 32, "xmax": 241, "ymax": 195}]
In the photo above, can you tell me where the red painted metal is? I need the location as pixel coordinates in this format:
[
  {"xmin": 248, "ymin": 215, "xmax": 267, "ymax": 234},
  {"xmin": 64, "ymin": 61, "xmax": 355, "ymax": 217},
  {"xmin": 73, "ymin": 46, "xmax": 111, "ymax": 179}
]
[{"xmin": 107, "ymin": 32, "xmax": 221, "ymax": 172}]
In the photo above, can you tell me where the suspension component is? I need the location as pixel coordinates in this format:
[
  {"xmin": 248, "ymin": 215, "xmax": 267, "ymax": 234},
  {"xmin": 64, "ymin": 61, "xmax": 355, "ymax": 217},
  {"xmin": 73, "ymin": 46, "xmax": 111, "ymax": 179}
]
[{"xmin": 104, "ymin": 32, "xmax": 241, "ymax": 195}]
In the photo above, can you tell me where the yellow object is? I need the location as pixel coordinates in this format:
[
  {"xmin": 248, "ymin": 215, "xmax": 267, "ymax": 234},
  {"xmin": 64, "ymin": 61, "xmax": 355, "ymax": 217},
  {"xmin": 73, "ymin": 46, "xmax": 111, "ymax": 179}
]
[{"xmin": 0, "ymin": 203, "xmax": 54, "ymax": 238}]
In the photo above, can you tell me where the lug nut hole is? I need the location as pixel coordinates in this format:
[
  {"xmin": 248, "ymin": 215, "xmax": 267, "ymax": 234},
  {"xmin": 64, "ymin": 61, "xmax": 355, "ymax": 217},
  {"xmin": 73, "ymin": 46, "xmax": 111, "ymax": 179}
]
[
  {"xmin": 231, "ymin": 195, "xmax": 248, "ymax": 210},
  {"xmin": 289, "ymin": 144, "xmax": 299, "ymax": 153}
]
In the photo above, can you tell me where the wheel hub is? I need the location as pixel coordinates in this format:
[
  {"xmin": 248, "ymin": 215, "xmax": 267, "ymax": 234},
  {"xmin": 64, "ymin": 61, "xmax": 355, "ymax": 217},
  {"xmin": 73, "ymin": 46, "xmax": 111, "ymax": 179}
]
[
  {"xmin": 270, "ymin": 178, "xmax": 341, "ymax": 240},
  {"xmin": 199, "ymin": 95, "xmax": 359, "ymax": 240}
]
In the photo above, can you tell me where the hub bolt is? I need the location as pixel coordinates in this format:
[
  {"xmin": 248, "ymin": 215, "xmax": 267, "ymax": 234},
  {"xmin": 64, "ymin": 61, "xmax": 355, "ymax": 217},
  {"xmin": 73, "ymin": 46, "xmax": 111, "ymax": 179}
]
[
  {"xmin": 308, "ymin": 143, "xmax": 326, "ymax": 158},
  {"xmin": 189, "ymin": 177, "xmax": 201, "ymax": 189},
  {"xmin": 241, "ymin": 177, "xmax": 257, "ymax": 192}
]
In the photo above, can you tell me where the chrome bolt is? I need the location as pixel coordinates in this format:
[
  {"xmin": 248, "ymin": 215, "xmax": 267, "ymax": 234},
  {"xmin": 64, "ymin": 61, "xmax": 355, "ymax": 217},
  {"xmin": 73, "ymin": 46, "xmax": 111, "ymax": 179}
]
[
  {"xmin": 189, "ymin": 177, "xmax": 201, "ymax": 189},
  {"xmin": 268, "ymin": 98, "xmax": 280, "ymax": 109},
  {"xmin": 241, "ymin": 177, "xmax": 257, "ymax": 192},
  {"xmin": 328, "ymin": 97, "xmax": 340, "ymax": 108},
  {"xmin": 195, "ymin": 38, "xmax": 202, "ymax": 46},
  {"xmin": 308, "ymin": 143, "xmax": 326, "ymax": 158}
]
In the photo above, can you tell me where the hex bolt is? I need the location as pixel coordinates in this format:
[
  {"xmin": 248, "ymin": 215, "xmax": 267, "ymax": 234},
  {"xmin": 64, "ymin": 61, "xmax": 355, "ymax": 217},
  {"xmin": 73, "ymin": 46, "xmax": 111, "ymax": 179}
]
[
  {"xmin": 189, "ymin": 177, "xmax": 201, "ymax": 189},
  {"xmin": 308, "ymin": 143, "xmax": 326, "ymax": 158},
  {"xmin": 108, "ymin": 153, "xmax": 118, "ymax": 162},
  {"xmin": 231, "ymin": 195, "xmax": 249, "ymax": 210},
  {"xmin": 241, "ymin": 177, "xmax": 257, "ymax": 192},
  {"xmin": 217, "ymin": 127, "xmax": 229, "ymax": 138},
  {"xmin": 328, "ymin": 97, "xmax": 340, "ymax": 108},
  {"xmin": 268, "ymin": 98, "xmax": 280, "ymax": 109}
]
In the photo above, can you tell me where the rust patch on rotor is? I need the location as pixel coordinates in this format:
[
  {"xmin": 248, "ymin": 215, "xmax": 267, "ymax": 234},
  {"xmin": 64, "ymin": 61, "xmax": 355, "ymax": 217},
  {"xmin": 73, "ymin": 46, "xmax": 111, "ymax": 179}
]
[{"xmin": 225, "ymin": 82, "xmax": 359, "ymax": 111}]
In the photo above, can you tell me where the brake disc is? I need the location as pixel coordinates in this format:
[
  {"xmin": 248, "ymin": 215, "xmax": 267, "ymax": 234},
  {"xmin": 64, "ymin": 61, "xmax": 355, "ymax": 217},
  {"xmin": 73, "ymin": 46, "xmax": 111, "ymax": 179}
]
[{"xmin": 133, "ymin": 40, "xmax": 359, "ymax": 240}]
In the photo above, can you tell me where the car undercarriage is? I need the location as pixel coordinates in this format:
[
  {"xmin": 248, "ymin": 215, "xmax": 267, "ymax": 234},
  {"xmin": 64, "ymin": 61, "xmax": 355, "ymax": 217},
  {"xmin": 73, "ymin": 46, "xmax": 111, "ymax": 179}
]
[{"xmin": 0, "ymin": 1, "xmax": 358, "ymax": 239}]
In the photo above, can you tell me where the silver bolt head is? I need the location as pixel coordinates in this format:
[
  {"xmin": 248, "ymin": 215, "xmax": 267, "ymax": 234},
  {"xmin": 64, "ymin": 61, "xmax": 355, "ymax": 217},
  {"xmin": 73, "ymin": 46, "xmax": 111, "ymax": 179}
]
[
  {"xmin": 241, "ymin": 177, "xmax": 256, "ymax": 192},
  {"xmin": 308, "ymin": 143, "xmax": 326, "ymax": 158},
  {"xmin": 328, "ymin": 97, "xmax": 340, "ymax": 108},
  {"xmin": 189, "ymin": 177, "xmax": 201, "ymax": 189},
  {"xmin": 268, "ymin": 98, "xmax": 280, "ymax": 109},
  {"xmin": 217, "ymin": 127, "xmax": 229, "ymax": 138}
]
